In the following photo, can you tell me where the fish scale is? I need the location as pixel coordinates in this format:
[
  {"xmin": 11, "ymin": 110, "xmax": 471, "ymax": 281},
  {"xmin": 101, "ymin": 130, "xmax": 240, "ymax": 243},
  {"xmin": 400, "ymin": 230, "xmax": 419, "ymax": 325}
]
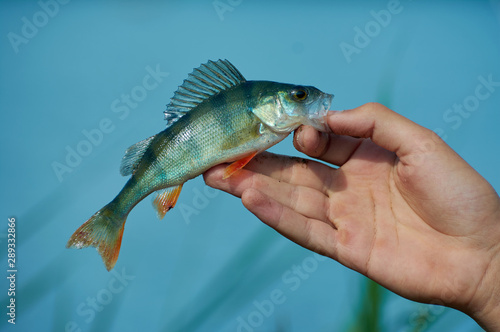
[{"xmin": 67, "ymin": 59, "xmax": 334, "ymax": 271}]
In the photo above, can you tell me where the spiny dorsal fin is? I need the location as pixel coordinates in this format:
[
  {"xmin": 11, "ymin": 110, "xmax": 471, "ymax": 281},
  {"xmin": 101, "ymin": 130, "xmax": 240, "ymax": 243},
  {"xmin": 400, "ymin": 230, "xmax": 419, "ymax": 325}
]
[
  {"xmin": 120, "ymin": 135, "xmax": 156, "ymax": 176},
  {"xmin": 164, "ymin": 59, "xmax": 246, "ymax": 126}
]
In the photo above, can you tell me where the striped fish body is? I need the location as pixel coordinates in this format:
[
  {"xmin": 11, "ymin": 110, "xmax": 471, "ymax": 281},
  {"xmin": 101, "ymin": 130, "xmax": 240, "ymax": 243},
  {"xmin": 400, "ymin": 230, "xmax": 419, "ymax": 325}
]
[
  {"xmin": 112, "ymin": 82, "xmax": 287, "ymax": 217},
  {"xmin": 67, "ymin": 60, "xmax": 333, "ymax": 271}
]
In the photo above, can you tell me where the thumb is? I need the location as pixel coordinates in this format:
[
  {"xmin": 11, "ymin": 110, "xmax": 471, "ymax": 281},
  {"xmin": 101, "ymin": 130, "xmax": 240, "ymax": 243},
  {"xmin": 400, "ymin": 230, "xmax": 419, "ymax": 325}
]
[
  {"xmin": 327, "ymin": 102, "xmax": 442, "ymax": 159},
  {"xmin": 293, "ymin": 102, "xmax": 445, "ymax": 167}
]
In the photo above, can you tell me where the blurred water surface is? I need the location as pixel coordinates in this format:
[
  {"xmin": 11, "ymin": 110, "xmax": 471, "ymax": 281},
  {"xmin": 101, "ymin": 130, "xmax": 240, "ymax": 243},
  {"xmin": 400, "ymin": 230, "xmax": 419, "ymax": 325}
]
[{"xmin": 1, "ymin": 1, "xmax": 499, "ymax": 331}]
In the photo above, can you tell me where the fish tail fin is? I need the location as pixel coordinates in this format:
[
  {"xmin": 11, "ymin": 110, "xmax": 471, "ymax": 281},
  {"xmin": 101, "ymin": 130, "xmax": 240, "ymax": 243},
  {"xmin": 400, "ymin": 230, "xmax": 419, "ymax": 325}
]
[{"xmin": 66, "ymin": 204, "xmax": 126, "ymax": 271}]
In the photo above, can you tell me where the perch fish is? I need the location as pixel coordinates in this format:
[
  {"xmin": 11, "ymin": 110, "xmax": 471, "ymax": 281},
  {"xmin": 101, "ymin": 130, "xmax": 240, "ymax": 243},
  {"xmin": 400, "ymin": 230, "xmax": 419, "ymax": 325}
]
[{"xmin": 67, "ymin": 59, "xmax": 333, "ymax": 270}]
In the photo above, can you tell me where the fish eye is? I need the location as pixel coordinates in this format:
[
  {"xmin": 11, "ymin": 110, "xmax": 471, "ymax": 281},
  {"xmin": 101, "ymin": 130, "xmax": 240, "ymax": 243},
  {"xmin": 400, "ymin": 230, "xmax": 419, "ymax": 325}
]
[{"xmin": 291, "ymin": 87, "xmax": 308, "ymax": 102}]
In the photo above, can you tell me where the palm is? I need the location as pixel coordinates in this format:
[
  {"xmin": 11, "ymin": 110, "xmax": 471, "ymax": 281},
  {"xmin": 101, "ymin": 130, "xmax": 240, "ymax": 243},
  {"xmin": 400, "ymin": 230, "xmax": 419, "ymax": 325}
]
[{"xmin": 319, "ymin": 137, "xmax": 496, "ymax": 309}]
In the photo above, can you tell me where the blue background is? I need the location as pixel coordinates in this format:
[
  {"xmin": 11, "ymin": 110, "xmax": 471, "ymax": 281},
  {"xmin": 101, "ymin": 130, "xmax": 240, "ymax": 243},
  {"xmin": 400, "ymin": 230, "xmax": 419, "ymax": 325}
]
[{"xmin": 1, "ymin": 0, "xmax": 499, "ymax": 331}]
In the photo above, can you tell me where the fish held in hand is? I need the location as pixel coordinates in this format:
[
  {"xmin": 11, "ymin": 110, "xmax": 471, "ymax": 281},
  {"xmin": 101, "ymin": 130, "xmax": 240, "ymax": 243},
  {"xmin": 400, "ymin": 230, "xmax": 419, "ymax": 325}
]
[{"xmin": 66, "ymin": 59, "xmax": 333, "ymax": 271}]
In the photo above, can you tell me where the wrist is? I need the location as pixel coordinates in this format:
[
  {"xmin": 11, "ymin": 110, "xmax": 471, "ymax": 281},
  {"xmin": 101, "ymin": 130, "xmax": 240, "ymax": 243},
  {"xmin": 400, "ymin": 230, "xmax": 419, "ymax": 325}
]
[
  {"xmin": 468, "ymin": 213, "xmax": 500, "ymax": 331},
  {"xmin": 470, "ymin": 280, "xmax": 500, "ymax": 331}
]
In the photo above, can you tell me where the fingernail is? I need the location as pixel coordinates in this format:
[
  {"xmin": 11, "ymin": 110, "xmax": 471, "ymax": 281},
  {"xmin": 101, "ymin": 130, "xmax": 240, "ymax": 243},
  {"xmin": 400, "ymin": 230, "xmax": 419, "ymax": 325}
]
[
  {"xmin": 310, "ymin": 131, "xmax": 327, "ymax": 155},
  {"xmin": 296, "ymin": 127, "xmax": 305, "ymax": 150}
]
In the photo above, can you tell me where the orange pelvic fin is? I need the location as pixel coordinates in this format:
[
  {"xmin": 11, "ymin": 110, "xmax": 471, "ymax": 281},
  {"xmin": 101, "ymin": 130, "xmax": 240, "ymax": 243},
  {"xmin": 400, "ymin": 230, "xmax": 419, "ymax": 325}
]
[
  {"xmin": 223, "ymin": 151, "xmax": 258, "ymax": 179},
  {"xmin": 66, "ymin": 205, "xmax": 126, "ymax": 271},
  {"xmin": 152, "ymin": 184, "xmax": 183, "ymax": 219}
]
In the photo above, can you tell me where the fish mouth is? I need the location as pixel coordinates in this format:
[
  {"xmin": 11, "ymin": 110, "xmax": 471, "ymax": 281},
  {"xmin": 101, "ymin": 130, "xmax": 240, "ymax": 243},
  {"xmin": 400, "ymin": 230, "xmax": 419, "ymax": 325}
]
[{"xmin": 305, "ymin": 93, "xmax": 334, "ymax": 132}]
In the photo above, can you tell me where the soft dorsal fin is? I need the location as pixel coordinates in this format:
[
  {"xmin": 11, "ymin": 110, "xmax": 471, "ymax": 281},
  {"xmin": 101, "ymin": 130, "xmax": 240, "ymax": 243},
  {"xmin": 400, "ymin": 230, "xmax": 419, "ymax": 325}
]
[
  {"xmin": 164, "ymin": 59, "xmax": 246, "ymax": 126},
  {"xmin": 120, "ymin": 134, "xmax": 156, "ymax": 176}
]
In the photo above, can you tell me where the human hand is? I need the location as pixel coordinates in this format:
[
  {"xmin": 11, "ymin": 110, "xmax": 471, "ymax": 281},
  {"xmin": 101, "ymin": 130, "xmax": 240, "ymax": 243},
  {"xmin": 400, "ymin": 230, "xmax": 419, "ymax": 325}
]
[{"xmin": 203, "ymin": 103, "xmax": 500, "ymax": 331}]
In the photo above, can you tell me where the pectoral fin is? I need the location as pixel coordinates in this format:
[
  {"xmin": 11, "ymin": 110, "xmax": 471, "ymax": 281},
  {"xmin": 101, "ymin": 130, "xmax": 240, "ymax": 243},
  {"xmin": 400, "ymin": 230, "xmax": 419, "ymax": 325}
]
[
  {"xmin": 152, "ymin": 185, "xmax": 183, "ymax": 219},
  {"xmin": 223, "ymin": 151, "xmax": 258, "ymax": 179}
]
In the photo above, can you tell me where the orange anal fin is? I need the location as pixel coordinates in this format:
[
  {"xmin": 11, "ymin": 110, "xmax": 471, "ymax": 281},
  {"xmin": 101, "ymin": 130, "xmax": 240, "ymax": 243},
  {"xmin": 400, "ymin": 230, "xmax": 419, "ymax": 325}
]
[
  {"xmin": 223, "ymin": 151, "xmax": 258, "ymax": 179},
  {"xmin": 152, "ymin": 184, "xmax": 183, "ymax": 219}
]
